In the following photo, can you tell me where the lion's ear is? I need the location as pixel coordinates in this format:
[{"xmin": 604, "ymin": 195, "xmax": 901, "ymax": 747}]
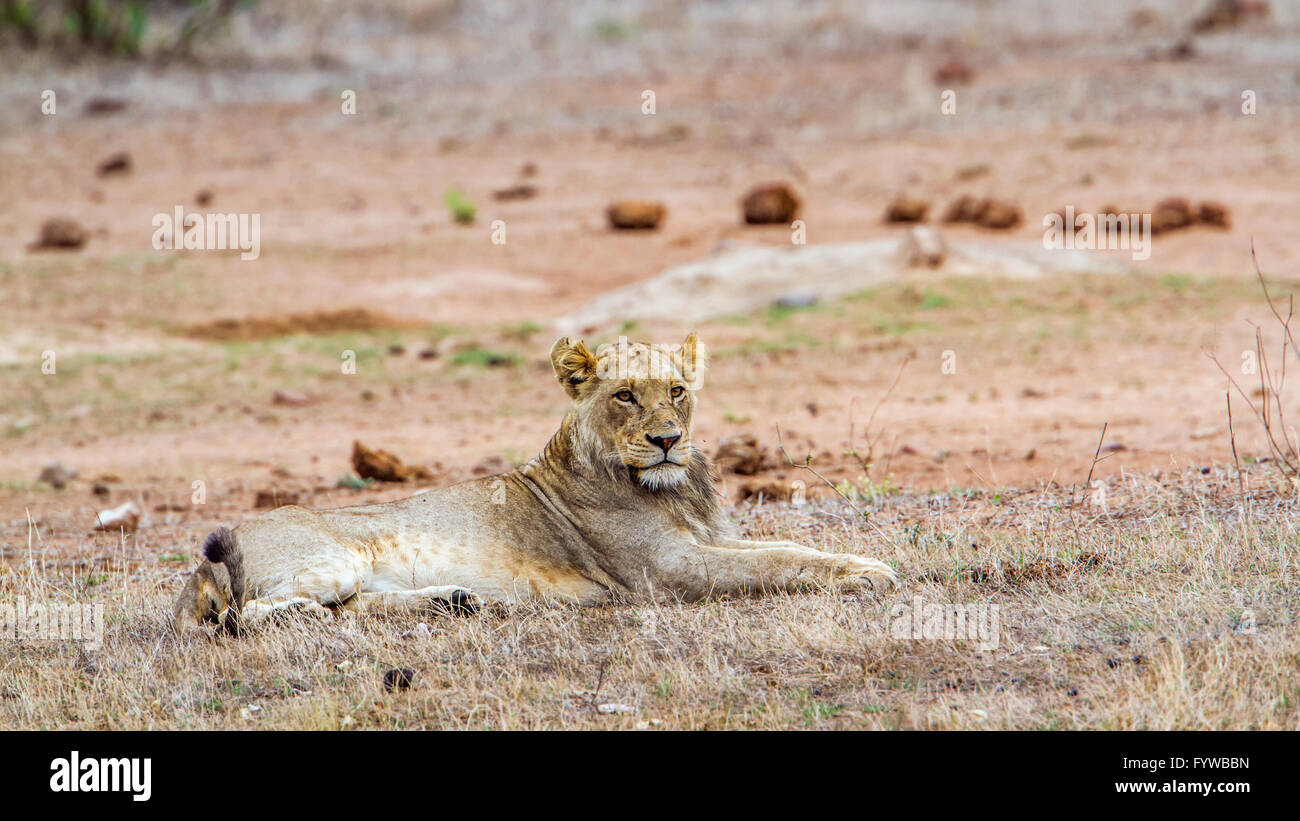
[
  {"xmin": 550, "ymin": 337, "xmax": 598, "ymax": 399},
  {"xmin": 680, "ymin": 331, "xmax": 707, "ymax": 386}
]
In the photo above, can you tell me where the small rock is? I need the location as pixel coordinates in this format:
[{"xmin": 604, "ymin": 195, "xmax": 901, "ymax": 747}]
[
  {"xmin": 885, "ymin": 194, "xmax": 929, "ymax": 223},
  {"xmin": 195, "ymin": 189, "xmax": 214, "ymax": 207},
  {"xmin": 954, "ymin": 163, "xmax": 991, "ymax": 181},
  {"xmin": 387, "ymin": 344, "xmax": 406, "ymax": 356},
  {"xmin": 84, "ymin": 97, "xmax": 128, "ymax": 115},
  {"xmin": 93, "ymin": 501, "xmax": 142, "ymax": 534},
  {"xmin": 91, "ymin": 482, "xmax": 110, "ymax": 497},
  {"xmin": 1129, "ymin": 7, "xmax": 1159, "ymax": 27},
  {"xmin": 1192, "ymin": 0, "xmax": 1270, "ymax": 33},
  {"xmin": 607, "ymin": 201, "xmax": 666, "ymax": 230},
  {"xmin": 773, "ymin": 293, "xmax": 819, "ymax": 310},
  {"xmin": 418, "ymin": 347, "xmax": 438, "ymax": 360},
  {"xmin": 383, "ymin": 668, "xmax": 416, "ymax": 692},
  {"xmin": 934, "ymin": 58, "xmax": 975, "ymax": 86},
  {"xmin": 596, "ymin": 703, "xmax": 636, "ymax": 715},
  {"xmin": 96, "ymin": 152, "xmax": 132, "ymax": 177},
  {"xmin": 492, "ymin": 184, "xmax": 537, "ymax": 201},
  {"xmin": 402, "ymin": 623, "xmax": 433, "ymax": 640},
  {"xmin": 39, "ymin": 462, "xmax": 76, "ymax": 489},
  {"xmin": 903, "ymin": 225, "xmax": 947, "ymax": 267},
  {"xmin": 1168, "ymin": 39, "xmax": 1197, "ymax": 61},
  {"xmin": 272, "ymin": 389, "xmax": 312, "ymax": 407},
  {"xmin": 471, "ymin": 454, "xmax": 509, "ymax": 477},
  {"xmin": 740, "ymin": 183, "xmax": 801, "ymax": 224}
]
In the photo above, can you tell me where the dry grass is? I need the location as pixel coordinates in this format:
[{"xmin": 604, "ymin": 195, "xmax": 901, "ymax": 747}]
[{"xmin": 1, "ymin": 469, "xmax": 1295, "ymax": 730}]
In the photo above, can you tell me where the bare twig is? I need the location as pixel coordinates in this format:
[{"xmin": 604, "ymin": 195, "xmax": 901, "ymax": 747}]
[
  {"xmin": 845, "ymin": 351, "xmax": 914, "ymax": 475},
  {"xmin": 1251, "ymin": 241, "xmax": 1300, "ymax": 359},
  {"xmin": 774, "ymin": 423, "xmax": 892, "ymax": 543},
  {"xmin": 1066, "ymin": 423, "xmax": 1109, "ymax": 553},
  {"xmin": 1226, "ymin": 392, "xmax": 1251, "ymax": 550},
  {"xmin": 1203, "ymin": 246, "xmax": 1300, "ymax": 477}
]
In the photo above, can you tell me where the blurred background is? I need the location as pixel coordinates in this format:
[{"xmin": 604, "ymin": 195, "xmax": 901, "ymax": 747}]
[{"xmin": 2, "ymin": 0, "xmax": 1299, "ymax": 514}]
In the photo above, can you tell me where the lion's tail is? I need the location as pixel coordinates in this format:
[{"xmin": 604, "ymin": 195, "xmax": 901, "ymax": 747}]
[{"xmin": 203, "ymin": 526, "xmax": 246, "ymax": 608}]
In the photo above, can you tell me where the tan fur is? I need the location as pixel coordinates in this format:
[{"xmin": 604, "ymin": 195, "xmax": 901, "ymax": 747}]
[{"xmin": 172, "ymin": 333, "xmax": 896, "ymax": 633}]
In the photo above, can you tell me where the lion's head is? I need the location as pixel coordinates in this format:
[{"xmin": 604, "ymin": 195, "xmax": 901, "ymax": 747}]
[{"xmin": 550, "ymin": 333, "xmax": 707, "ymax": 489}]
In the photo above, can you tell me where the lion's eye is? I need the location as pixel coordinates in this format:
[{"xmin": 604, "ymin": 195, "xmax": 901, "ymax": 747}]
[
  {"xmin": 615, "ymin": 390, "xmax": 634, "ymax": 402},
  {"xmin": 670, "ymin": 386, "xmax": 684, "ymax": 399}
]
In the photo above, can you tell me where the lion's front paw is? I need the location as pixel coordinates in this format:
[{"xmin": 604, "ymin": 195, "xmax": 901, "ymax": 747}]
[
  {"xmin": 429, "ymin": 588, "xmax": 483, "ymax": 617},
  {"xmin": 833, "ymin": 554, "xmax": 898, "ymax": 589}
]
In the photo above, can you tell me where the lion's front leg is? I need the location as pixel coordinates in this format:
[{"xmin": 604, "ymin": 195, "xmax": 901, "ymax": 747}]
[
  {"xmin": 218, "ymin": 595, "xmax": 334, "ymax": 634},
  {"xmin": 341, "ymin": 585, "xmax": 483, "ymax": 617},
  {"xmin": 714, "ymin": 536, "xmax": 823, "ymax": 552},
  {"xmin": 649, "ymin": 543, "xmax": 896, "ymax": 601}
]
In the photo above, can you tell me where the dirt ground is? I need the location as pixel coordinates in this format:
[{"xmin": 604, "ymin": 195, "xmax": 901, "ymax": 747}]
[{"xmin": 1, "ymin": 1, "xmax": 1298, "ymax": 729}]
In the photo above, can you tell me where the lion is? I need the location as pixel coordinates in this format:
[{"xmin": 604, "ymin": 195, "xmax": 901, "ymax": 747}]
[{"xmin": 172, "ymin": 333, "xmax": 896, "ymax": 634}]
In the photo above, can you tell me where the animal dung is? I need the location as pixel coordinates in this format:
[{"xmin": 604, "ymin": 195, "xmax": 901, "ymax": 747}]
[
  {"xmin": 941, "ymin": 196, "xmax": 1021, "ymax": 230},
  {"xmin": 32, "ymin": 217, "xmax": 87, "ymax": 250},
  {"xmin": 607, "ymin": 200, "xmax": 666, "ymax": 230},
  {"xmin": 934, "ymin": 57, "xmax": 974, "ymax": 85},
  {"xmin": 1197, "ymin": 200, "xmax": 1230, "ymax": 228},
  {"xmin": 885, "ymin": 195, "xmax": 930, "ymax": 223},
  {"xmin": 96, "ymin": 152, "xmax": 132, "ymax": 176},
  {"xmin": 740, "ymin": 183, "xmax": 800, "ymax": 224},
  {"xmin": 714, "ymin": 434, "xmax": 771, "ymax": 475},
  {"xmin": 493, "ymin": 184, "xmax": 537, "ymax": 201},
  {"xmin": 351, "ymin": 440, "xmax": 434, "ymax": 482}
]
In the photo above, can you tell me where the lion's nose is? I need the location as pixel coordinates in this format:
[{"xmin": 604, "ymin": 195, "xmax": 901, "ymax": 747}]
[{"xmin": 647, "ymin": 433, "xmax": 680, "ymax": 453}]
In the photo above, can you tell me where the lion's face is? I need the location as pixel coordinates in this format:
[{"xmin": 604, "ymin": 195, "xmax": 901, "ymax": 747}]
[{"xmin": 551, "ymin": 333, "xmax": 706, "ymax": 489}]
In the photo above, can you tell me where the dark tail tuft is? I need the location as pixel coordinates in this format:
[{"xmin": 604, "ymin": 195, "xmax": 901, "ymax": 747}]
[
  {"xmin": 203, "ymin": 526, "xmax": 234, "ymax": 563},
  {"xmin": 202, "ymin": 526, "xmax": 245, "ymax": 608}
]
